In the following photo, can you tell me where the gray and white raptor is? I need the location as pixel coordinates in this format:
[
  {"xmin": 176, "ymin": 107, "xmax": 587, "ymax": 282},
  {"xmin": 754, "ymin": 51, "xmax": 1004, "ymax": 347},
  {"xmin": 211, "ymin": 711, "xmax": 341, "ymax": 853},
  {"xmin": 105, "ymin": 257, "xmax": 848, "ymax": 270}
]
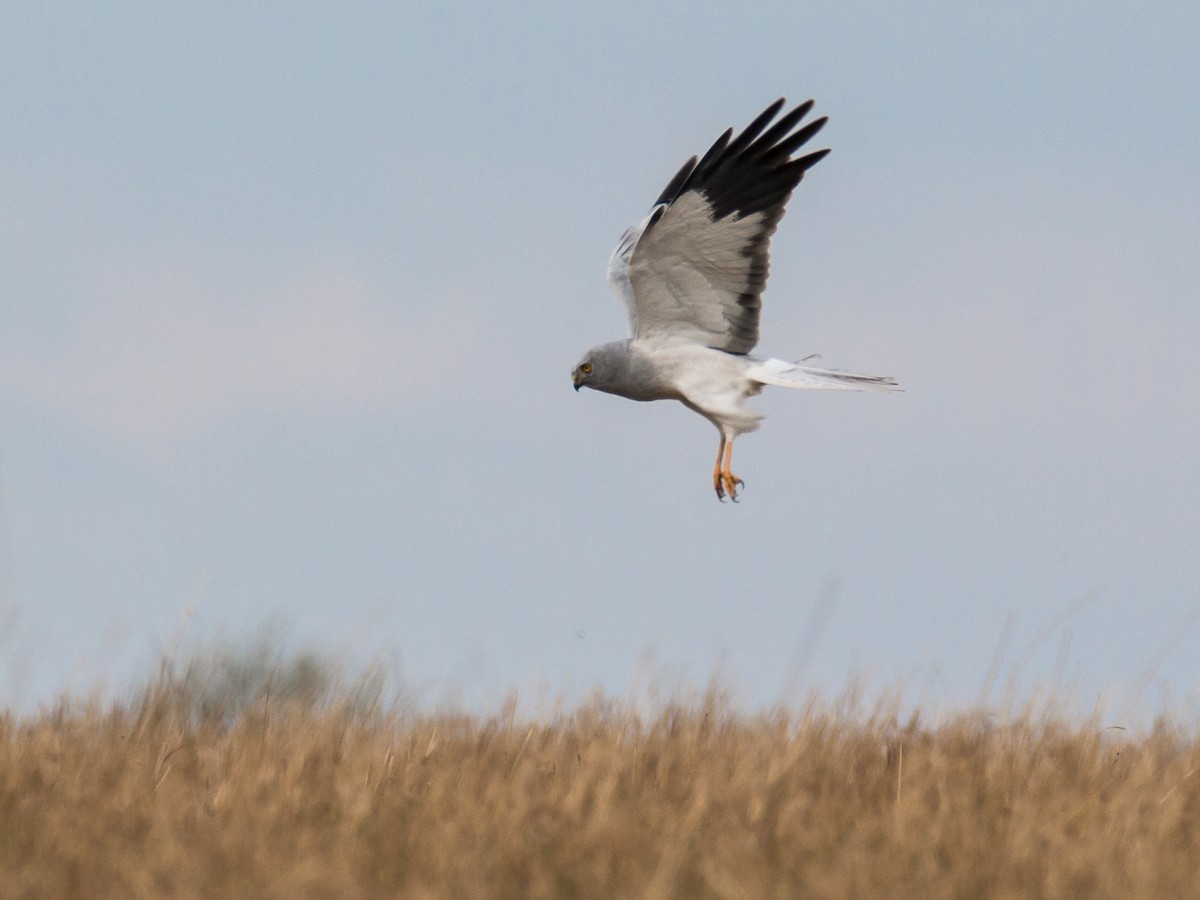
[{"xmin": 572, "ymin": 98, "xmax": 899, "ymax": 501}]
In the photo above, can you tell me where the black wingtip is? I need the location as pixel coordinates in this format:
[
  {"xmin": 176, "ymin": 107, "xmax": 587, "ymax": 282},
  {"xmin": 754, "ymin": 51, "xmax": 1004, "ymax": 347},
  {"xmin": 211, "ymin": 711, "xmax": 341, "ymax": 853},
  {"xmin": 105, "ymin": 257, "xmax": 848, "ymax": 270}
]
[
  {"xmin": 647, "ymin": 97, "xmax": 832, "ymax": 222},
  {"xmin": 723, "ymin": 99, "xmax": 787, "ymax": 160},
  {"xmin": 703, "ymin": 99, "xmax": 831, "ymax": 220},
  {"xmin": 653, "ymin": 155, "xmax": 698, "ymax": 207},
  {"xmin": 797, "ymin": 147, "xmax": 831, "ymax": 170}
]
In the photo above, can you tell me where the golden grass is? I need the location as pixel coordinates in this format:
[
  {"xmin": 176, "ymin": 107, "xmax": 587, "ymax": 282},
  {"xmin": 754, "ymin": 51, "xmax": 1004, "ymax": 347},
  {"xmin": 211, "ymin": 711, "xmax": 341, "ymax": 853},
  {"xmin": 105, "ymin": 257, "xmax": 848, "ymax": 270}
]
[{"xmin": 1, "ymin": 676, "xmax": 1198, "ymax": 899}]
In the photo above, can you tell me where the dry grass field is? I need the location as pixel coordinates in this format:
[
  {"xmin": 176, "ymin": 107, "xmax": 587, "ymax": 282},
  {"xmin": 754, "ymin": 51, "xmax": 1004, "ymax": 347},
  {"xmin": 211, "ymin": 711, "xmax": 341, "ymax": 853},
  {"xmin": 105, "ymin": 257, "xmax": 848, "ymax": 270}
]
[{"xmin": 1, "ymin": 653, "xmax": 1198, "ymax": 899}]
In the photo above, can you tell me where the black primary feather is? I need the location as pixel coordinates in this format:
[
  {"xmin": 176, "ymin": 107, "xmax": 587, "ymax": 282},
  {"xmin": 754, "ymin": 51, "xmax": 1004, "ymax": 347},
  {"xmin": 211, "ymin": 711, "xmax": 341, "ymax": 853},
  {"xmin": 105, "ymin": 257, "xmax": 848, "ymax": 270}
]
[{"xmin": 654, "ymin": 98, "xmax": 829, "ymax": 222}]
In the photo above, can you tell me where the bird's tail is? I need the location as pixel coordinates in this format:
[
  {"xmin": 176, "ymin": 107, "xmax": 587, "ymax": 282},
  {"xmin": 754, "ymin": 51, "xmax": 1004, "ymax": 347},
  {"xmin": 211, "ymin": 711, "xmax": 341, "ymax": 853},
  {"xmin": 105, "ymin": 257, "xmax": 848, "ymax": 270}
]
[{"xmin": 747, "ymin": 357, "xmax": 901, "ymax": 392}]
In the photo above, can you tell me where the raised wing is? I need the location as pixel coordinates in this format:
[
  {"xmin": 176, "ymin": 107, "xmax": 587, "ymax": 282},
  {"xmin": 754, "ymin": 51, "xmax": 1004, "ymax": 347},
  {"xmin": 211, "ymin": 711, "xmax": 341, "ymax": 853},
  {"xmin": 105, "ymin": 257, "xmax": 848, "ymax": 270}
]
[{"xmin": 606, "ymin": 98, "xmax": 829, "ymax": 354}]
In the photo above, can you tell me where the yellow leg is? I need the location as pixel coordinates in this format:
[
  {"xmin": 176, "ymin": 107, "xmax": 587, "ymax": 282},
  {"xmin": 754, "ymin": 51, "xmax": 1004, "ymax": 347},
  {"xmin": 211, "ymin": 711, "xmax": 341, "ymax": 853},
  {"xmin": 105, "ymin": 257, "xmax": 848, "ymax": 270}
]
[
  {"xmin": 721, "ymin": 438, "xmax": 744, "ymax": 502},
  {"xmin": 712, "ymin": 434, "xmax": 727, "ymax": 500}
]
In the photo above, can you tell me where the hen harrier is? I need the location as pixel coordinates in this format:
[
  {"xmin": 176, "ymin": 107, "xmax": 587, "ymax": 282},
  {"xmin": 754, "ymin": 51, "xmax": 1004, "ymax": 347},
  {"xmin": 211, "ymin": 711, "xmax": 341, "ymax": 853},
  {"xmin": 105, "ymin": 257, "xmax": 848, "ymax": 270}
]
[{"xmin": 572, "ymin": 98, "xmax": 898, "ymax": 501}]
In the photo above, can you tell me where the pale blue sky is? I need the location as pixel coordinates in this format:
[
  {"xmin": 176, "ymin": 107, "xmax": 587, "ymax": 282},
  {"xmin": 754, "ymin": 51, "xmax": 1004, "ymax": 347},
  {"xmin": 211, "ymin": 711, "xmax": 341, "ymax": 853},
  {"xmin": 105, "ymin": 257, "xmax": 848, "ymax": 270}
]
[{"xmin": 2, "ymin": 3, "xmax": 1198, "ymax": 720}]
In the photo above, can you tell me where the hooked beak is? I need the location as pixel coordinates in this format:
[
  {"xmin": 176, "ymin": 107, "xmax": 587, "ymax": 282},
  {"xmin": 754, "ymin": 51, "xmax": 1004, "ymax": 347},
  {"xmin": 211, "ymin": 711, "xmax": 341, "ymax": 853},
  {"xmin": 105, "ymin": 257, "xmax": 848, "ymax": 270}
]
[{"xmin": 572, "ymin": 371, "xmax": 583, "ymax": 391}]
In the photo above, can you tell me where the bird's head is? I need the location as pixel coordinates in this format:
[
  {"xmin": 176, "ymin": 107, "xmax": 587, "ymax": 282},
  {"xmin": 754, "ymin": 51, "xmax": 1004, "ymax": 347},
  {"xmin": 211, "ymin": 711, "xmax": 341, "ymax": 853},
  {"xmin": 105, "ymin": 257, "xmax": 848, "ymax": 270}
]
[
  {"xmin": 573, "ymin": 340, "xmax": 633, "ymax": 391},
  {"xmin": 571, "ymin": 356, "xmax": 595, "ymax": 392},
  {"xmin": 572, "ymin": 342, "xmax": 625, "ymax": 393}
]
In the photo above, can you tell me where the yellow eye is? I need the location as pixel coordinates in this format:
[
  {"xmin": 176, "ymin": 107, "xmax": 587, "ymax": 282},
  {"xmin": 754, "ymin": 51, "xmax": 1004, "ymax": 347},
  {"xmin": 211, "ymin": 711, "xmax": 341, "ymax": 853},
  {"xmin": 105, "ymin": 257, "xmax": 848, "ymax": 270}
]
[{"xmin": 580, "ymin": 363, "xmax": 593, "ymax": 375}]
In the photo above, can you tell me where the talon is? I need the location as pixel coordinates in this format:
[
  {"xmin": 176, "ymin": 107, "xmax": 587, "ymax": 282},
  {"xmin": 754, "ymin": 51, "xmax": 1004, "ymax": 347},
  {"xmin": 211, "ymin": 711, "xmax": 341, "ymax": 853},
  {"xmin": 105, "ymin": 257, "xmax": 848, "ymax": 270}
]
[
  {"xmin": 721, "ymin": 471, "xmax": 743, "ymax": 502},
  {"xmin": 712, "ymin": 435, "xmax": 746, "ymax": 502}
]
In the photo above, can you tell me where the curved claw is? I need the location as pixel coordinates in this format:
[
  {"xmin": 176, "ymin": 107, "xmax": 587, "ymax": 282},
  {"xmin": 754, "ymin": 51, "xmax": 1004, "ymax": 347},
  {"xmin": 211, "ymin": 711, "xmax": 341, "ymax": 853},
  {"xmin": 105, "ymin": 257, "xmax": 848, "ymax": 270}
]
[
  {"xmin": 713, "ymin": 436, "xmax": 745, "ymax": 502},
  {"xmin": 721, "ymin": 472, "xmax": 745, "ymax": 502}
]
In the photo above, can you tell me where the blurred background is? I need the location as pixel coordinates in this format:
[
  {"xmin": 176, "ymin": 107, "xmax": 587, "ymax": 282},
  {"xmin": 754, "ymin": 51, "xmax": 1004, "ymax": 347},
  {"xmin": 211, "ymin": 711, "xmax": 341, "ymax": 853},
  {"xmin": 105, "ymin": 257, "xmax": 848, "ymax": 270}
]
[{"xmin": 1, "ymin": 3, "xmax": 1197, "ymax": 721}]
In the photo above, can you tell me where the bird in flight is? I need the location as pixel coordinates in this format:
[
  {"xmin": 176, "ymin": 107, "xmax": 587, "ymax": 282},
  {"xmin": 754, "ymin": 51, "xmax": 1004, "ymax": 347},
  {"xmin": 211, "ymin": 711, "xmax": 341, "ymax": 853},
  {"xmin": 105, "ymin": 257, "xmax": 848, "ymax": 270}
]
[{"xmin": 572, "ymin": 98, "xmax": 899, "ymax": 501}]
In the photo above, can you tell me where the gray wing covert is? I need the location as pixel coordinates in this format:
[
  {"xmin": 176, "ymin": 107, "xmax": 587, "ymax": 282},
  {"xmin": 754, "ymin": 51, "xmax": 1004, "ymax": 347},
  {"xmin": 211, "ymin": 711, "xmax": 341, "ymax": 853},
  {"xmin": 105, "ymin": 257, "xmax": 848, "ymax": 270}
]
[{"xmin": 621, "ymin": 98, "xmax": 830, "ymax": 355}]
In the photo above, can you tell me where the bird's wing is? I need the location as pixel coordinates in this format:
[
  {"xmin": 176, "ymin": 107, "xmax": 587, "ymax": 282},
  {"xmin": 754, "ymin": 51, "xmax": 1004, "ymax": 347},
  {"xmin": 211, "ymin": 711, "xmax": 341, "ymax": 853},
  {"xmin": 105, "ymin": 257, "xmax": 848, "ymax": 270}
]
[
  {"xmin": 606, "ymin": 222, "xmax": 643, "ymax": 334},
  {"xmin": 606, "ymin": 98, "xmax": 829, "ymax": 355}
]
